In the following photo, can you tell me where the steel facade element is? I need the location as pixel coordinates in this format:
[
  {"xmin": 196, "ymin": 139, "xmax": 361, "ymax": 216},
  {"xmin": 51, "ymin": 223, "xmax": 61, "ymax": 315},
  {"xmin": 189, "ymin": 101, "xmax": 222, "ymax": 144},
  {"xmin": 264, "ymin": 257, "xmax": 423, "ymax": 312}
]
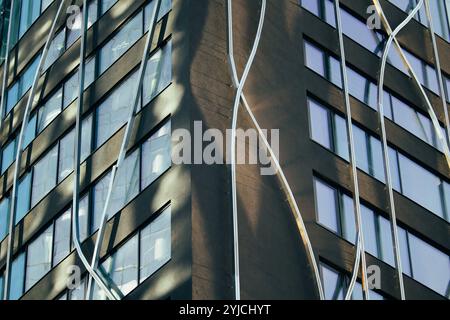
[
  {"xmin": 85, "ymin": 0, "xmax": 163, "ymax": 300},
  {"xmin": 71, "ymin": 0, "xmax": 120, "ymax": 301},
  {"xmin": 2, "ymin": 0, "xmax": 68, "ymax": 300},
  {"xmin": 227, "ymin": 0, "xmax": 325, "ymax": 300},
  {"xmin": 333, "ymin": 0, "xmax": 369, "ymax": 300},
  {"xmin": 228, "ymin": 0, "xmax": 267, "ymax": 300}
]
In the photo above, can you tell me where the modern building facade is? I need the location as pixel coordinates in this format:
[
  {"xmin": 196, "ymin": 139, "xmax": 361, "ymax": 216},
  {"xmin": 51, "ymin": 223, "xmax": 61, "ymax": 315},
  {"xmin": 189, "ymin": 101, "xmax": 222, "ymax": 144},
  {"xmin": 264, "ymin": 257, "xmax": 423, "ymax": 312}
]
[{"xmin": 0, "ymin": 0, "xmax": 448, "ymax": 300}]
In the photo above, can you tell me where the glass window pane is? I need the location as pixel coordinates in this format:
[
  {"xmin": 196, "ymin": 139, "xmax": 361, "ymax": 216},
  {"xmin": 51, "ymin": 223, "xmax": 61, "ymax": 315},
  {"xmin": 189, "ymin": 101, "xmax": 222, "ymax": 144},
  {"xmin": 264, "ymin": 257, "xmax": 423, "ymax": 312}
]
[
  {"xmin": 58, "ymin": 115, "xmax": 92, "ymax": 183},
  {"xmin": 144, "ymin": 0, "xmax": 172, "ymax": 31},
  {"xmin": 43, "ymin": 28, "xmax": 65, "ymax": 70},
  {"xmin": 140, "ymin": 206, "xmax": 171, "ymax": 282},
  {"xmin": 16, "ymin": 173, "xmax": 31, "ymax": 224},
  {"xmin": 79, "ymin": 194, "xmax": 89, "ymax": 242},
  {"xmin": 2, "ymin": 138, "xmax": 17, "ymax": 174},
  {"xmin": 142, "ymin": 41, "xmax": 172, "ymax": 106},
  {"xmin": 19, "ymin": 0, "xmax": 40, "ymax": 38},
  {"xmin": 53, "ymin": 209, "xmax": 71, "ymax": 266},
  {"xmin": 408, "ymin": 233, "xmax": 450, "ymax": 296},
  {"xmin": 37, "ymin": 88, "xmax": 62, "ymax": 133},
  {"xmin": 397, "ymin": 226, "xmax": 412, "ymax": 277},
  {"xmin": 304, "ymin": 41, "xmax": 325, "ymax": 77},
  {"xmin": 25, "ymin": 225, "xmax": 53, "ymax": 291},
  {"xmin": 378, "ymin": 215, "xmax": 395, "ymax": 266},
  {"xmin": 95, "ymin": 72, "xmax": 138, "ymax": 148},
  {"xmin": 63, "ymin": 72, "xmax": 78, "ymax": 108},
  {"xmin": 101, "ymin": 0, "xmax": 117, "ymax": 15},
  {"xmin": 369, "ymin": 136, "xmax": 385, "ymax": 182},
  {"xmin": 308, "ymin": 99, "xmax": 331, "ymax": 149},
  {"xmin": 314, "ymin": 178, "xmax": 339, "ymax": 233},
  {"xmin": 327, "ymin": 55, "xmax": 342, "ymax": 88},
  {"xmin": 334, "ymin": 114, "xmax": 349, "ymax": 161},
  {"xmin": 361, "ymin": 205, "xmax": 378, "ymax": 258},
  {"xmin": 9, "ymin": 252, "xmax": 25, "ymax": 300},
  {"xmin": 31, "ymin": 145, "xmax": 58, "ymax": 207},
  {"xmin": 100, "ymin": 234, "xmax": 138, "ymax": 296},
  {"xmin": 92, "ymin": 173, "xmax": 110, "ymax": 233},
  {"xmin": 398, "ymin": 153, "xmax": 444, "ymax": 218},
  {"xmin": 141, "ymin": 121, "xmax": 171, "ymax": 189},
  {"xmin": 0, "ymin": 197, "xmax": 9, "ymax": 241},
  {"xmin": 321, "ymin": 263, "xmax": 345, "ymax": 300},
  {"xmin": 353, "ymin": 125, "xmax": 369, "ymax": 174},
  {"xmin": 388, "ymin": 147, "xmax": 402, "ymax": 192},
  {"xmin": 340, "ymin": 194, "xmax": 356, "ymax": 243},
  {"xmin": 23, "ymin": 114, "xmax": 37, "ymax": 147},
  {"xmin": 109, "ymin": 150, "xmax": 140, "ymax": 215},
  {"xmin": 99, "ymin": 12, "xmax": 142, "ymax": 74},
  {"xmin": 6, "ymin": 82, "xmax": 19, "ymax": 115}
]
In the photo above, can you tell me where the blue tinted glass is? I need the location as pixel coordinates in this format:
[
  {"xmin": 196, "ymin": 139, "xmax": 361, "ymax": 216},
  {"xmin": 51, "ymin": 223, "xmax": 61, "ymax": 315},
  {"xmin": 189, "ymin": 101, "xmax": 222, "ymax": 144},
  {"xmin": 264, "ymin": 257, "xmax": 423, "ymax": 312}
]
[
  {"xmin": 333, "ymin": 114, "xmax": 349, "ymax": 161},
  {"xmin": 304, "ymin": 41, "xmax": 325, "ymax": 77},
  {"xmin": 353, "ymin": 126, "xmax": 369, "ymax": 174},
  {"xmin": 361, "ymin": 205, "xmax": 378, "ymax": 258},
  {"xmin": 25, "ymin": 225, "xmax": 53, "ymax": 291},
  {"xmin": 0, "ymin": 197, "xmax": 9, "ymax": 241},
  {"xmin": 16, "ymin": 173, "xmax": 31, "ymax": 224},
  {"xmin": 398, "ymin": 153, "xmax": 444, "ymax": 218},
  {"xmin": 397, "ymin": 226, "xmax": 412, "ymax": 276},
  {"xmin": 308, "ymin": 99, "xmax": 331, "ymax": 149},
  {"xmin": 340, "ymin": 194, "xmax": 356, "ymax": 243},
  {"xmin": 314, "ymin": 179, "xmax": 339, "ymax": 233},
  {"xmin": 408, "ymin": 233, "xmax": 450, "ymax": 296},
  {"xmin": 377, "ymin": 215, "xmax": 394, "ymax": 266},
  {"xmin": 9, "ymin": 252, "xmax": 25, "ymax": 300},
  {"xmin": 23, "ymin": 114, "xmax": 37, "ymax": 147},
  {"xmin": 321, "ymin": 263, "xmax": 345, "ymax": 300},
  {"xmin": 2, "ymin": 138, "xmax": 17, "ymax": 174}
]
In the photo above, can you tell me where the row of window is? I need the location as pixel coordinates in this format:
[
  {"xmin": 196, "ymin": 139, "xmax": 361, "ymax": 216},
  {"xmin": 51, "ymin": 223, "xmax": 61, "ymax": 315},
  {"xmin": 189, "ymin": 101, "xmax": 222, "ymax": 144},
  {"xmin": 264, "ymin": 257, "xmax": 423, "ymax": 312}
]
[
  {"xmin": 304, "ymin": 39, "xmax": 448, "ymax": 154},
  {"xmin": 320, "ymin": 261, "xmax": 385, "ymax": 300},
  {"xmin": 314, "ymin": 177, "xmax": 450, "ymax": 297},
  {"xmin": 389, "ymin": 0, "xmax": 450, "ymax": 43},
  {"xmin": 0, "ymin": 39, "xmax": 172, "ymax": 243},
  {"xmin": 1, "ymin": 119, "xmax": 171, "ymax": 300},
  {"xmin": 300, "ymin": 0, "xmax": 450, "ymax": 100},
  {"xmin": 56, "ymin": 205, "xmax": 171, "ymax": 300},
  {"xmin": 308, "ymin": 97, "xmax": 450, "ymax": 222}
]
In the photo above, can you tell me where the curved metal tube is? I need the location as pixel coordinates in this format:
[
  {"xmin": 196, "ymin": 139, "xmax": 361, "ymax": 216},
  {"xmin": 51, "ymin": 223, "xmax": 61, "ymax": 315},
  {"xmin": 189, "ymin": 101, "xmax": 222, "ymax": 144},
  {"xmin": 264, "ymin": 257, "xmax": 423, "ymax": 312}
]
[
  {"xmin": 228, "ymin": 0, "xmax": 266, "ymax": 300},
  {"xmin": 2, "ymin": 0, "xmax": 68, "ymax": 300},
  {"xmin": 71, "ymin": 0, "xmax": 120, "ymax": 301},
  {"xmin": 375, "ymin": 0, "xmax": 425, "ymax": 300},
  {"xmin": 424, "ymin": 0, "xmax": 450, "ymax": 145},
  {"xmin": 333, "ymin": 0, "xmax": 369, "ymax": 300},
  {"xmin": 227, "ymin": 0, "xmax": 325, "ymax": 300},
  {"xmin": 0, "ymin": 0, "xmax": 15, "ymax": 131},
  {"xmin": 372, "ymin": 0, "xmax": 450, "ymax": 168},
  {"xmin": 85, "ymin": 0, "xmax": 163, "ymax": 300}
]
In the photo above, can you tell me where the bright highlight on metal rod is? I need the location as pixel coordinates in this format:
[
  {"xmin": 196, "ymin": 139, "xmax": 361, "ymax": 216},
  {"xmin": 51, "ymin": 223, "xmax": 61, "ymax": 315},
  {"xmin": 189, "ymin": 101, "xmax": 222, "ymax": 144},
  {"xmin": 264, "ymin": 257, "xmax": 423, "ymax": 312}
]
[
  {"xmin": 227, "ymin": 0, "xmax": 325, "ymax": 300},
  {"xmin": 333, "ymin": 0, "xmax": 369, "ymax": 300}
]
